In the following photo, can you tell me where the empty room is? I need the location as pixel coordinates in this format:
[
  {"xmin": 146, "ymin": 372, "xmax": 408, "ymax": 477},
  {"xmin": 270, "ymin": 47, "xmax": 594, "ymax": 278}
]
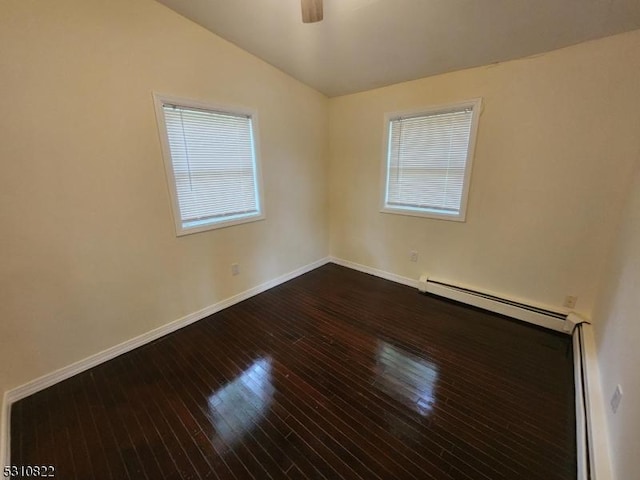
[{"xmin": 1, "ymin": 0, "xmax": 639, "ymax": 479}]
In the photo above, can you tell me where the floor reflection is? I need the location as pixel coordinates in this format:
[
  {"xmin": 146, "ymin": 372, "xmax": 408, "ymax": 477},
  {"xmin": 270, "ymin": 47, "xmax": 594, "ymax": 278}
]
[
  {"xmin": 207, "ymin": 357, "xmax": 273, "ymax": 449},
  {"xmin": 374, "ymin": 342, "xmax": 439, "ymax": 417}
]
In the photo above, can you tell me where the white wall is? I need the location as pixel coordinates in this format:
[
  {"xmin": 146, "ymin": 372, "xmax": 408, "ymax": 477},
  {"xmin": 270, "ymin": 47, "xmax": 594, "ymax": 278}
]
[
  {"xmin": 593, "ymin": 160, "xmax": 640, "ymax": 480},
  {"xmin": 328, "ymin": 30, "xmax": 640, "ymax": 317},
  {"xmin": 0, "ymin": 0, "xmax": 329, "ymax": 398}
]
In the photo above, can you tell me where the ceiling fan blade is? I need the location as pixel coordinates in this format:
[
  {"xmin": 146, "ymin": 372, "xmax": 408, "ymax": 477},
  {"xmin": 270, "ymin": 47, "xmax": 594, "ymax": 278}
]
[{"xmin": 301, "ymin": 0, "xmax": 323, "ymax": 23}]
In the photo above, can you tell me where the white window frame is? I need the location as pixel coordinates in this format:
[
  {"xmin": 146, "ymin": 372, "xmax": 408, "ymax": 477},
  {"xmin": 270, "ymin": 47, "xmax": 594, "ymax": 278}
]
[
  {"xmin": 380, "ymin": 98, "xmax": 482, "ymax": 222},
  {"xmin": 153, "ymin": 93, "xmax": 266, "ymax": 236}
]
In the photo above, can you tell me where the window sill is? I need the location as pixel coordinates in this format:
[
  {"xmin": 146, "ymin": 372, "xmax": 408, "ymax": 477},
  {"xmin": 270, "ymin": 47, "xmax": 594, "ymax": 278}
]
[
  {"xmin": 380, "ymin": 206, "xmax": 466, "ymax": 222},
  {"xmin": 176, "ymin": 212, "xmax": 266, "ymax": 236}
]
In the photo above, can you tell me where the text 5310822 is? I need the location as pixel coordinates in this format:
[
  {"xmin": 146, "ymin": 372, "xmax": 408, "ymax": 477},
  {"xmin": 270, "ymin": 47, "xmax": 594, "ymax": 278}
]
[{"xmin": 3, "ymin": 465, "xmax": 55, "ymax": 477}]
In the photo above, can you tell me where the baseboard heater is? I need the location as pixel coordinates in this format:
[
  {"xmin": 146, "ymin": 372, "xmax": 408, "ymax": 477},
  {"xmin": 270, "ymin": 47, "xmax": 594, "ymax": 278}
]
[
  {"xmin": 417, "ymin": 275, "xmax": 569, "ymax": 333},
  {"xmin": 573, "ymin": 322, "xmax": 613, "ymax": 480},
  {"xmin": 417, "ymin": 275, "xmax": 613, "ymax": 479}
]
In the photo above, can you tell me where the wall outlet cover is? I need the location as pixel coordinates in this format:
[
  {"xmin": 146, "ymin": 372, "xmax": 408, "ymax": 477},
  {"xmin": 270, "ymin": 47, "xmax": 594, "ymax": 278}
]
[{"xmin": 564, "ymin": 295, "xmax": 578, "ymax": 309}]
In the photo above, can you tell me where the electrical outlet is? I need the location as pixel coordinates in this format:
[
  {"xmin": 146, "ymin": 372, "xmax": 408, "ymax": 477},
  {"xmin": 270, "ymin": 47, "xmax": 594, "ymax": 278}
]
[
  {"xmin": 410, "ymin": 250, "xmax": 418, "ymax": 262},
  {"xmin": 231, "ymin": 263, "xmax": 240, "ymax": 276},
  {"xmin": 564, "ymin": 295, "xmax": 578, "ymax": 309},
  {"xmin": 611, "ymin": 385, "xmax": 623, "ymax": 414}
]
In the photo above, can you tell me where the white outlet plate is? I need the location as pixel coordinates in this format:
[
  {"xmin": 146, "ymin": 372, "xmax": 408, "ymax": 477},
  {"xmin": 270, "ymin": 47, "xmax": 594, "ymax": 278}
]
[
  {"xmin": 564, "ymin": 295, "xmax": 577, "ymax": 308},
  {"xmin": 410, "ymin": 251, "xmax": 418, "ymax": 262},
  {"xmin": 611, "ymin": 385, "xmax": 623, "ymax": 414},
  {"xmin": 231, "ymin": 263, "xmax": 240, "ymax": 276}
]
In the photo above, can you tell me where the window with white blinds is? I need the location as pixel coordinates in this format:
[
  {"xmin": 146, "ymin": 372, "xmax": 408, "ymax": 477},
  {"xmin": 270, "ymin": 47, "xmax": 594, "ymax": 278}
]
[
  {"xmin": 154, "ymin": 95, "xmax": 264, "ymax": 235},
  {"xmin": 381, "ymin": 99, "xmax": 481, "ymax": 221}
]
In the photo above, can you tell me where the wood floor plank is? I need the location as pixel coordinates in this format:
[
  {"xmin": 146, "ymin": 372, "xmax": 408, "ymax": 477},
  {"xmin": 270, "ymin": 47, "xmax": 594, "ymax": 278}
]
[{"xmin": 10, "ymin": 264, "xmax": 576, "ymax": 479}]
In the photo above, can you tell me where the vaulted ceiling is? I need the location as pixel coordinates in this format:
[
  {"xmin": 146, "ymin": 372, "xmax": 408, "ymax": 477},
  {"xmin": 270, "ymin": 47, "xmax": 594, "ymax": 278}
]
[{"xmin": 155, "ymin": 0, "xmax": 640, "ymax": 97}]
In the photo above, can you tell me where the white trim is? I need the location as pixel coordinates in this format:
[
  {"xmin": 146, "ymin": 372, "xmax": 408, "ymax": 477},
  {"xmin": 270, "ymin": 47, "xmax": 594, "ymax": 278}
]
[
  {"xmin": 574, "ymin": 329, "xmax": 588, "ymax": 480},
  {"xmin": 0, "ymin": 256, "xmax": 330, "ymax": 468},
  {"xmin": 379, "ymin": 98, "xmax": 482, "ymax": 222},
  {"xmin": 0, "ymin": 391, "xmax": 8, "ymax": 471},
  {"xmin": 380, "ymin": 205, "xmax": 468, "ymax": 222},
  {"xmin": 329, "ymin": 257, "xmax": 419, "ymax": 289},
  {"xmin": 152, "ymin": 92, "xmax": 267, "ymax": 236},
  {"xmin": 574, "ymin": 323, "xmax": 614, "ymax": 480}
]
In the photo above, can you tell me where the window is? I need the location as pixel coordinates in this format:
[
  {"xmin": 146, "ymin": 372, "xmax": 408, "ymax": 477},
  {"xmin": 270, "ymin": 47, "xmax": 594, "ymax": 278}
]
[
  {"xmin": 381, "ymin": 99, "xmax": 481, "ymax": 221},
  {"xmin": 154, "ymin": 94, "xmax": 264, "ymax": 235}
]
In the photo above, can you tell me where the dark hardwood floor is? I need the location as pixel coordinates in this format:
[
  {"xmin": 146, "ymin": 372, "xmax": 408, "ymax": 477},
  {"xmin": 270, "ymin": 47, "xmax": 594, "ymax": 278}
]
[{"xmin": 10, "ymin": 264, "xmax": 576, "ymax": 479}]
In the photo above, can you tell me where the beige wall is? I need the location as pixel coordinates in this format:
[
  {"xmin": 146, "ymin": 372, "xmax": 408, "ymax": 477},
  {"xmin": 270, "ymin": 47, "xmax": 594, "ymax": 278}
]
[
  {"xmin": 0, "ymin": 0, "xmax": 329, "ymax": 397},
  {"xmin": 329, "ymin": 30, "xmax": 640, "ymax": 316},
  {"xmin": 593, "ymin": 160, "xmax": 640, "ymax": 480}
]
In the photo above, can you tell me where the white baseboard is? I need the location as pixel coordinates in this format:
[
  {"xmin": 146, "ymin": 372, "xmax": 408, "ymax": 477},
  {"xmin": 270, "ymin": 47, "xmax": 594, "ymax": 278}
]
[
  {"xmin": 329, "ymin": 256, "xmax": 419, "ymax": 289},
  {"xmin": 574, "ymin": 323, "xmax": 613, "ymax": 480},
  {"xmin": 0, "ymin": 256, "xmax": 330, "ymax": 469}
]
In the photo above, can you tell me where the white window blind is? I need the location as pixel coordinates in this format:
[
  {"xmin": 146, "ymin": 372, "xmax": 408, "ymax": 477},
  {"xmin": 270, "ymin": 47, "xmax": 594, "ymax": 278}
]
[
  {"xmin": 382, "ymin": 100, "xmax": 480, "ymax": 221},
  {"xmin": 156, "ymin": 96, "xmax": 264, "ymax": 235}
]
